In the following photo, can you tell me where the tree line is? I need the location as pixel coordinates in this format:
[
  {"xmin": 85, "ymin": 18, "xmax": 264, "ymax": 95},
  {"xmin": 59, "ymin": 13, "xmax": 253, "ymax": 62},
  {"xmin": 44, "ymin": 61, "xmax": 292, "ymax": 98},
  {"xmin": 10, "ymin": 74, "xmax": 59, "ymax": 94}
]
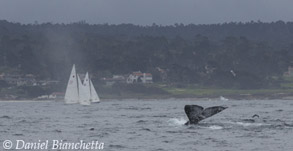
[{"xmin": 0, "ymin": 20, "xmax": 293, "ymax": 89}]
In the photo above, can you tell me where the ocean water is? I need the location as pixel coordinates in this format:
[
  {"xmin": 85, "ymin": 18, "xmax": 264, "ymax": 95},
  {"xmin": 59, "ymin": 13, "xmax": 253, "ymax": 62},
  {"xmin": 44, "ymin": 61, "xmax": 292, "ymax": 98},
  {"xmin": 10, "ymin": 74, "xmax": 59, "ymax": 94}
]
[{"xmin": 0, "ymin": 98, "xmax": 293, "ymax": 151}]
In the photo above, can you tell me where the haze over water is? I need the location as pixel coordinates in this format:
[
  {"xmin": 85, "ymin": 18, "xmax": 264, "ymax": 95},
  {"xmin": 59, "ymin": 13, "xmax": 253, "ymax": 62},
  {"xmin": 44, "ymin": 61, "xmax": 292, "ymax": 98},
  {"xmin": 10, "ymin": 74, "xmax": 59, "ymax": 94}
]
[{"xmin": 0, "ymin": 99, "xmax": 293, "ymax": 151}]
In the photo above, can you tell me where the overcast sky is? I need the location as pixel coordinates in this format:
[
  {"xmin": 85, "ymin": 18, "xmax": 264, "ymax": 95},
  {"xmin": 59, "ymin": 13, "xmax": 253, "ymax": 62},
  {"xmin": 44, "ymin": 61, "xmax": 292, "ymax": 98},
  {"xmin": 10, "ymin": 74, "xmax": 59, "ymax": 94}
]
[{"xmin": 0, "ymin": 0, "xmax": 293, "ymax": 25}]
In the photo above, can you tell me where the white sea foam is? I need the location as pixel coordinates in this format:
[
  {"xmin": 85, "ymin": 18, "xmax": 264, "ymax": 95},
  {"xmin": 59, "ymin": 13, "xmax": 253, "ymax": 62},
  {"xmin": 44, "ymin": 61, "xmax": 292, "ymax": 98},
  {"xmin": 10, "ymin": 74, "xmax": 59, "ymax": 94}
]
[
  {"xmin": 236, "ymin": 122, "xmax": 265, "ymax": 127},
  {"xmin": 168, "ymin": 118, "xmax": 187, "ymax": 126},
  {"xmin": 208, "ymin": 125, "xmax": 223, "ymax": 130},
  {"xmin": 220, "ymin": 96, "xmax": 229, "ymax": 101}
]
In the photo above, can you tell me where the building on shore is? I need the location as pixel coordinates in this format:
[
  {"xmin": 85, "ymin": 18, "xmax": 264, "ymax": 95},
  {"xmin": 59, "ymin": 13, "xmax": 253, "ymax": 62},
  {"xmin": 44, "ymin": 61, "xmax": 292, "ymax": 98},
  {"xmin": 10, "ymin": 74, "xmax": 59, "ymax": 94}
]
[
  {"xmin": 284, "ymin": 66, "xmax": 293, "ymax": 77},
  {"xmin": 101, "ymin": 71, "xmax": 153, "ymax": 85},
  {"xmin": 101, "ymin": 75, "xmax": 126, "ymax": 86},
  {"xmin": 0, "ymin": 73, "xmax": 37, "ymax": 86},
  {"xmin": 0, "ymin": 73, "xmax": 60, "ymax": 87},
  {"xmin": 126, "ymin": 71, "xmax": 153, "ymax": 84}
]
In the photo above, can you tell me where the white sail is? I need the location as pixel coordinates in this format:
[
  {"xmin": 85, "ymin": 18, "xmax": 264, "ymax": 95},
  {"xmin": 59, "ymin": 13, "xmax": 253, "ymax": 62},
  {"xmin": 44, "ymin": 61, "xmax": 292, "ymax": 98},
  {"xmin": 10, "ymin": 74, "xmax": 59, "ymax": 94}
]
[
  {"xmin": 82, "ymin": 72, "xmax": 91, "ymax": 101},
  {"xmin": 90, "ymin": 79, "xmax": 100, "ymax": 103},
  {"xmin": 83, "ymin": 72, "xmax": 100, "ymax": 103},
  {"xmin": 78, "ymin": 74, "xmax": 91, "ymax": 106},
  {"xmin": 64, "ymin": 64, "xmax": 79, "ymax": 104}
]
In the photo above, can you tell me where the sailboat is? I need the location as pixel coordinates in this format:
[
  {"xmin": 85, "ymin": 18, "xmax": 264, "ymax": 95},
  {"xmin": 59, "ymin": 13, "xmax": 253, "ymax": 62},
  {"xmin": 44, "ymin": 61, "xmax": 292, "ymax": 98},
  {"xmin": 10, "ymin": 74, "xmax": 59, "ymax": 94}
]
[
  {"xmin": 64, "ymin": 64, "xmax": 79, "ymax": 104},
  {"xmin": 82, "ymin": 72, "xmax": 100, "ymax": 103},
  {"xmin": 78, "ymin": 74, "xmax": 91, "ymax": 105},
  {"xmin": 64, "ymin": 65, "xmax": 91, "ymax": 105}
]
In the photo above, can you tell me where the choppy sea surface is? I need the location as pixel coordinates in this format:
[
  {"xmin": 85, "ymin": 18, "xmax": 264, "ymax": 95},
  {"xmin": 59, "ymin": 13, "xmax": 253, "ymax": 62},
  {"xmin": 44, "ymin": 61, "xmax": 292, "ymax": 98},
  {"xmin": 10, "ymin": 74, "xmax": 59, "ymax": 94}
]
[{"xmin": 0, "ymin": 98, "xmax": 293, "ymax": 151}]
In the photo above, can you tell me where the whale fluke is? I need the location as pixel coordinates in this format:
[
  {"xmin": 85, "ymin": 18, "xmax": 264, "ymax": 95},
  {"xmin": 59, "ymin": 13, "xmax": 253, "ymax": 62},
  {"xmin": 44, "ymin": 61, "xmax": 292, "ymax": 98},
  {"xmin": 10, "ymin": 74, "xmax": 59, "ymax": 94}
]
[{"xmin": 184, "ymin": 105, "xmax": 227, "ymax": 125}]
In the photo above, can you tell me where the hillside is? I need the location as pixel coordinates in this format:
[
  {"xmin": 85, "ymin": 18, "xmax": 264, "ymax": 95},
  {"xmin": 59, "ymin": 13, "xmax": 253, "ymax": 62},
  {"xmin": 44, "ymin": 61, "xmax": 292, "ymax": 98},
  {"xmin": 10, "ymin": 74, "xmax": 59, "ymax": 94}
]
[{"xmin": 0, "ymin": 20, "xmax": 293, "ymax": 89}]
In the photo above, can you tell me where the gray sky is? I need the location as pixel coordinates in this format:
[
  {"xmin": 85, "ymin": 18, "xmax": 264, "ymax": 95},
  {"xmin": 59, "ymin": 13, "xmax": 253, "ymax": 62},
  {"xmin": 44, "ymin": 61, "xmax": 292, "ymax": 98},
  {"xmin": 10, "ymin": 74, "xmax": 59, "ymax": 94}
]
[{"xmin": 0, "ymin": 0, "xmax": 292, "ymax": 25}]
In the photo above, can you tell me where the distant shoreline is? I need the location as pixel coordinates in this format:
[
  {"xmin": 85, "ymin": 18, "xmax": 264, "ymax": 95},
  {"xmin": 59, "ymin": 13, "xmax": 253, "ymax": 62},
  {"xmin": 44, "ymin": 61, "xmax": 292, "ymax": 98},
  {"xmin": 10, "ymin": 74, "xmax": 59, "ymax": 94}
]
[
  {"xmin": 1, "ymin": 92, "xmax": 293, "ymax": 101},
  {"xmin": 2, "ymin": 84, "xmax": 293, "ymax": 101}
]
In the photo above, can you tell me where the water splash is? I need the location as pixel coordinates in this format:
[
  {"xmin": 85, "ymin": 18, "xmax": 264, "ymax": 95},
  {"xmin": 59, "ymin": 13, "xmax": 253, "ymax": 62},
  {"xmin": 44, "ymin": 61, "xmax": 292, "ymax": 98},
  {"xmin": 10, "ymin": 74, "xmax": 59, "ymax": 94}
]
[
  {"xmin": 168, "ymin": 118, "xmax": 187, "ymax": 126},
  {"xmin": 220, "ymin": 96, "xmax": 229, "ymax": 101}
]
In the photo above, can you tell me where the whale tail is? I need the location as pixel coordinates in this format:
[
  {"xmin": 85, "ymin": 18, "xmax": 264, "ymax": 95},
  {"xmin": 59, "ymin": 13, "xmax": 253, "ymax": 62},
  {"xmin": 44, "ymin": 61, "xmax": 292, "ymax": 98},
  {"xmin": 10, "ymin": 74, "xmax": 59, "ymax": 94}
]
[{"xmin": 184, "ymin": 105, "xmax": 227, "ymax": 125}]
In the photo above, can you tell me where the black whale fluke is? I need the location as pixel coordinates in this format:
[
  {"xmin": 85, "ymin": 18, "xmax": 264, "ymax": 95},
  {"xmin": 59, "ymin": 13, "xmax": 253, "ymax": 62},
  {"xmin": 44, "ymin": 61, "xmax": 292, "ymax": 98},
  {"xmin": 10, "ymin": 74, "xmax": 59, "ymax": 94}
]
[{"xmin": 184, "ymin": 105, "xmax": 227, "ymax": 125}]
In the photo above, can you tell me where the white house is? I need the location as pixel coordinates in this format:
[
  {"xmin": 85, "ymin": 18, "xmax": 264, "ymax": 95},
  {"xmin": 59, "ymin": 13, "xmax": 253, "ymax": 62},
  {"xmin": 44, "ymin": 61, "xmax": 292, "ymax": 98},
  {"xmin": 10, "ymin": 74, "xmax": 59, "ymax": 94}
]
[{"xmin": 126, "ymin": 71, "xmax": 153, "ymax": 84}]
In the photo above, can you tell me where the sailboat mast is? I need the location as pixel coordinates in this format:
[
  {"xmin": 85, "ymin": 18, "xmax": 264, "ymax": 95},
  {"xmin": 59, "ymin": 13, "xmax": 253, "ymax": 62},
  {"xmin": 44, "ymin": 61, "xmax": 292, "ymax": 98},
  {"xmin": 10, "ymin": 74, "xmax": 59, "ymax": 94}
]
[
  {"xmin": 89, "ymin": 74, "xmax": 92, "ymax": 98},
  {"xmin": 76, "ymin": 72, "xmax": 80, "ymax": 99}
]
